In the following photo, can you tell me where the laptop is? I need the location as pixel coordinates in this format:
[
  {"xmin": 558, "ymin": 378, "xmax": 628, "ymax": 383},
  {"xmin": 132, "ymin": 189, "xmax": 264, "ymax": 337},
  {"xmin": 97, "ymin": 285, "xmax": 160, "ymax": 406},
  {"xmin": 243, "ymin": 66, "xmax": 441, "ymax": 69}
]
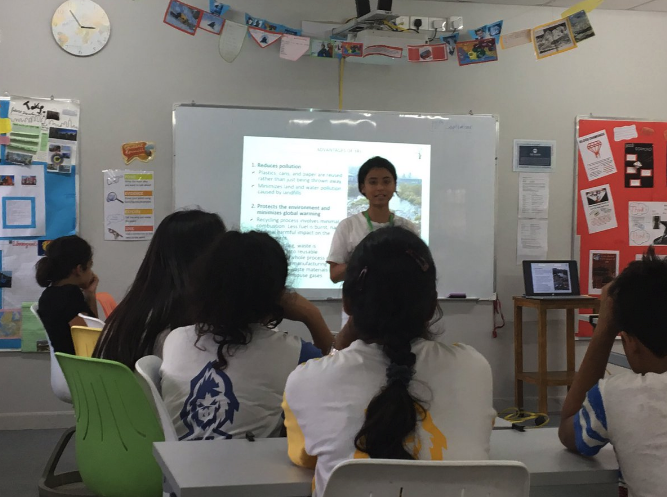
[{"xmin": 522, "ymin": 260, "xmax": 594, "ymax": 299}]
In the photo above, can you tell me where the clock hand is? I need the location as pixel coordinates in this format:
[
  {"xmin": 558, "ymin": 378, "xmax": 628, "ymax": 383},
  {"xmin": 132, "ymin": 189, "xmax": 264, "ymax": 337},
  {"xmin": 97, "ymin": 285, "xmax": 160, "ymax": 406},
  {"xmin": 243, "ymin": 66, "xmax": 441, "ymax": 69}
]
[
  {"xmin": 69, "ymin": 10, "xmax": 82, "ymax": 27},
  {"xmin": 82, "ymin": 25, "xmax": 97, "ymax": 29}
]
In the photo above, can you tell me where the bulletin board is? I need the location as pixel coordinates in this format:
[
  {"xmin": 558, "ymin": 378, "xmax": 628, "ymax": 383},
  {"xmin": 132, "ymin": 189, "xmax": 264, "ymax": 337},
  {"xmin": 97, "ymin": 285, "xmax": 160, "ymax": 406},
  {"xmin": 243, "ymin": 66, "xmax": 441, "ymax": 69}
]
[
  {"xmin": 575, "ymin": 117, "xmax": 667, "ymax": 337},
  {"xmin": 0, "ymin": 95, "xmax": 78, "ymax": 350}
]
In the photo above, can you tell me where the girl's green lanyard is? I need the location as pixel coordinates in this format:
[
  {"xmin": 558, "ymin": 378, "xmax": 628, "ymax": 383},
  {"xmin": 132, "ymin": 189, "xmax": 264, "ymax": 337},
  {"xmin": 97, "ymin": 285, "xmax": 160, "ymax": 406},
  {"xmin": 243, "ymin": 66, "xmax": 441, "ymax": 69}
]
[{"xmin": 364, "ymin": 211, "xmax": 394, "ymax": 232}]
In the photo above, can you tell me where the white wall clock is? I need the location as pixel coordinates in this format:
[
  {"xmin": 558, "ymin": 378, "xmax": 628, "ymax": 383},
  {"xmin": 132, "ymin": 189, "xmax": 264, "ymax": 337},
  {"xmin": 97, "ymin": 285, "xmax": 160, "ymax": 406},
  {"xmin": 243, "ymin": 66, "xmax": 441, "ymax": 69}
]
[{"xmin": 52, "ymin": 0, "xmax": 111, "ymax": 57}]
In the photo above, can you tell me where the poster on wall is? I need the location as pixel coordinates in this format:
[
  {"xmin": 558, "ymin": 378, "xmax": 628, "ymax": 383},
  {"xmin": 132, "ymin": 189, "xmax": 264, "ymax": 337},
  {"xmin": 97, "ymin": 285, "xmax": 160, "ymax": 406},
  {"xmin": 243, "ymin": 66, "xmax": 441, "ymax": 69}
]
[
  {"xmin": 103, "ymin": 170, "xmax": 155, "ymax": 241},
  {"xmin": 580, "ymin": 184, "xmax": 617, "ymax": 234},
  {"xmin": 6, "ymin": 97, "xmax": 79, "ymax": 167},
  {"xmin": 588, "ymin": 250, "xmax": 619, "ymax": 294},
  {"xmin": 624, "ymin": 143, "xmax": 653, "ymax": 188},
  {"xmin": 577, "ymin": 130, "xmax": 617, "ymax": 181},
  {"xmin": 629, "ymin": 202, "xmax": 667, "ymax": 246},
  {"xmin": 0, "ymin": 165, "xmax": 46, "ymax": 238}
]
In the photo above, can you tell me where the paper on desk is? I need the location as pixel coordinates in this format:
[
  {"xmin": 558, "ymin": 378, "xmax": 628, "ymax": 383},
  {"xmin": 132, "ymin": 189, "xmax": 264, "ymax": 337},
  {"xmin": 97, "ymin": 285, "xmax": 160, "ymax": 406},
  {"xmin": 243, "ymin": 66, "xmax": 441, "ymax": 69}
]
[
  {"xmin": 613, "ymin": 125, "xmax": 638, "ymax": 142},
  {"xmin": 580, "ymin": 184, "xmax": 617, "ymax": 234},
  {"xmin": 280, "ymin": 34, "xmax": 310, "ymax": 61},
  {"xmin": 500, "ymin": 29, "xmax": 532, "ymax": 49},
  {"xmin": 519, "ymin": 173, "xmax": 549, "ymax": 219},
  {"xmin": 219, "ymin": 20, "xmax": 247, "ymax": 63},
  {"xmin": 517, "ymin": 219, "xmax": 548, "ymax": 264},
  {"xmin": 577, "ymin": 130, "xmax": 617, "ymax": 181}
]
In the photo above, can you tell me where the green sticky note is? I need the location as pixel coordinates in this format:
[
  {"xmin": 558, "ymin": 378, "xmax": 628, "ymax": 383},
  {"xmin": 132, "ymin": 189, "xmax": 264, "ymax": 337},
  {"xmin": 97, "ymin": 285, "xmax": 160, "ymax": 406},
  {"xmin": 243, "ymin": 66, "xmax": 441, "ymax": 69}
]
[{"xmin": 20, "ymin": 303, "xmax": 48, "ymax": 353}]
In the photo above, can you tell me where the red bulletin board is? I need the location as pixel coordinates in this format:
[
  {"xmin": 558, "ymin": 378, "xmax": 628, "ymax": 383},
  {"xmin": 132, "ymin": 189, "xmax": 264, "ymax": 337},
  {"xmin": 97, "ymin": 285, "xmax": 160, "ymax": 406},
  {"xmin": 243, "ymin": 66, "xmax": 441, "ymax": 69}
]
[{"xmin": 576, "ymin": 117, "xmax": 667, "ymax": 337}]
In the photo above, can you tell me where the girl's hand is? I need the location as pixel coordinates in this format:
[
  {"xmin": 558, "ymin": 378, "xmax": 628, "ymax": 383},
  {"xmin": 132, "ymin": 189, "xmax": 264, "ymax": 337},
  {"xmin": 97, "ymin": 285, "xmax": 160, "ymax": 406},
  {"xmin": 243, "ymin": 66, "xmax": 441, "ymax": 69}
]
[
  {"xmin": 281, "ymin": 292, "xmax": 318, "ymax": 324},
  {"xmin": 83, "ymin": 273, "xmax": 99, "ymax": 294}
]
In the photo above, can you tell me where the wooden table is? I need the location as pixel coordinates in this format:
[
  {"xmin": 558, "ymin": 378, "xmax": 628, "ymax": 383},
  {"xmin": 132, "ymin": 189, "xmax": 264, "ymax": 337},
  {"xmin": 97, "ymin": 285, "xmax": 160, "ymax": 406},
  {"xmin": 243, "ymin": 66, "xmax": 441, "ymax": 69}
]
[{"xmin": 514, "ymin": 296, "xmax": 600, "ymax": 414}]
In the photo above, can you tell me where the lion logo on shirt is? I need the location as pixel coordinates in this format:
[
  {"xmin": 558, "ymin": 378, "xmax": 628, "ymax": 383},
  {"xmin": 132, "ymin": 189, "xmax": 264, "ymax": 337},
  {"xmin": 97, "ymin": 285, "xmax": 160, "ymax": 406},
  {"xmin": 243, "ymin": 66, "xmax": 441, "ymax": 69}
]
[{"xmin": 179, "ymin": 361, "xmax": 240, "ymax": 440}]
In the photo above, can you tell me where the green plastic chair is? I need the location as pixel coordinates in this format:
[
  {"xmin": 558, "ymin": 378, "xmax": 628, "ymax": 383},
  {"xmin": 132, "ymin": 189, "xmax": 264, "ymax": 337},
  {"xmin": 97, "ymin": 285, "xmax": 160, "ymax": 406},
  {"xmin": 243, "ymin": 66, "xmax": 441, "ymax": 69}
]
[{"xmin": 55, "ymin": 353, "xmax": 165, "ymax": 497}]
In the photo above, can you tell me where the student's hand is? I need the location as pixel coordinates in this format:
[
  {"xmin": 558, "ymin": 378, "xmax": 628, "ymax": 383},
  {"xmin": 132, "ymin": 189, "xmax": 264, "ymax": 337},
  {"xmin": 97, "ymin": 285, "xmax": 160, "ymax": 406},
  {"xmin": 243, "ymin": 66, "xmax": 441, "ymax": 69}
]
[
  {"xmin": 83, "ymin": 273, "xmax": 99, "ymax": 295},
  {"xmin": 595, "ymin": 283, "xmax": 619, "ymax": 338},
  {"xmin": 281, "ymin": 292, "xmax": 319, "ymax": 325}
]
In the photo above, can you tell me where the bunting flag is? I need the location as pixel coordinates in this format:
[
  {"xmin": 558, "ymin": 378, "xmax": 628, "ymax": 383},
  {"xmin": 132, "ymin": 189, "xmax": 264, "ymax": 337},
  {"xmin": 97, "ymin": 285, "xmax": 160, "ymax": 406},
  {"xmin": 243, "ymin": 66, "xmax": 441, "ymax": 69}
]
[{"xmin": 249, "ymin": 27, "xmax": 283, "ymax": 48}]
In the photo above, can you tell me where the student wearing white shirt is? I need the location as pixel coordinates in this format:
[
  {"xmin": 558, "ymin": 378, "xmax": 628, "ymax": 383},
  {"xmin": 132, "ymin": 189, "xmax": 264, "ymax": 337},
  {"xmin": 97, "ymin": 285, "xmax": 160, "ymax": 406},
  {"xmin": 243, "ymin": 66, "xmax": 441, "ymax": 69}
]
[
  {"xmin": 327, "ymin": 157, "xmax": 417, "ymax": 284},
  {"xmin": 284, "ymin": 227, "xmax": 495, "ymax": 497},
  {"xmin": 160, "ymin": 230, "xmax": 333, "ymax": 441},
  {"xmin": 559, "ymin": 247, "xmax": 667, "ymax": 497}
]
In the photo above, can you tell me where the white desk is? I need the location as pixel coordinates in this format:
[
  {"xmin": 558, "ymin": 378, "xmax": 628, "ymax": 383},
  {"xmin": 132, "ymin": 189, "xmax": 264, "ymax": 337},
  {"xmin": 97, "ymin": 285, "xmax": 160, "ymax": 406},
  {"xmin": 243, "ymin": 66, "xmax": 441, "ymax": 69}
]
[{"xmin": 154, "ymin": 428, "xmax": 619, "ymax": 497}]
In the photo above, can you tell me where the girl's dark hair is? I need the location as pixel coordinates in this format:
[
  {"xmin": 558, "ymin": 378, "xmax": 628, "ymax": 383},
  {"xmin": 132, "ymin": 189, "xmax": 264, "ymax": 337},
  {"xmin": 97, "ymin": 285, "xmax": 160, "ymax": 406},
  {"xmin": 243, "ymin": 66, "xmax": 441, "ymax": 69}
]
[
  {"xmin": 191, "ymin": 230, "xmax": 288, "ymax": 370},
  {"xmin": 35, "ymin": 235, "xmax": 93, "ymax": 287},
  {"xmin": 357, "ymin": 157, "xmax": 398, "ymax": 196},
  {"xmin": 343, "ymin": 226, "xmax": 438, "ymax": 459},
  {"xmin": 93, "ymin": 209, "xmax": 226, "ymax": 369}
]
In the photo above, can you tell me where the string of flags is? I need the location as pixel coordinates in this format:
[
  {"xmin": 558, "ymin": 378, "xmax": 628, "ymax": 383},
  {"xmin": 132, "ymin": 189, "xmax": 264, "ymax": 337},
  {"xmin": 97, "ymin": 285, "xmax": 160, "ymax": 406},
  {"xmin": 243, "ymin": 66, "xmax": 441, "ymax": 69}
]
[{"xmin": 163, "ymin": 0, "xmax": 597, "ymax": 65}]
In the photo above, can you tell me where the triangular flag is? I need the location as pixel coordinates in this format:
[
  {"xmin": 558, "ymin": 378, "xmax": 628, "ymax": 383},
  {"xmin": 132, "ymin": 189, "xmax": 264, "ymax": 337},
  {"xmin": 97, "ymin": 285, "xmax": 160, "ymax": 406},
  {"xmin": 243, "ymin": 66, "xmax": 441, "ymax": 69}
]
[
  {"xmin": 249, "ymin": 27, "xmax": 282, "ymax": 48},
  {"xmin": 280, "ymin": 35, "xmax": 311, "ymax": 61},
  {"xmin": 219, "ymin": 20, "xmax": 247, "ymax": 63}
]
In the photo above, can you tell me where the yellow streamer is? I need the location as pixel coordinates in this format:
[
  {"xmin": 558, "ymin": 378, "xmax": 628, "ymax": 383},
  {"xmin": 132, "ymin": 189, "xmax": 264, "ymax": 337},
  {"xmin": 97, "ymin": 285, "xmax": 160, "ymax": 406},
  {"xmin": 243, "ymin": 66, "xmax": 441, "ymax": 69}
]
[{"xmin": 562, "ymin": 0, "xmax": 604, "ymax": 18}]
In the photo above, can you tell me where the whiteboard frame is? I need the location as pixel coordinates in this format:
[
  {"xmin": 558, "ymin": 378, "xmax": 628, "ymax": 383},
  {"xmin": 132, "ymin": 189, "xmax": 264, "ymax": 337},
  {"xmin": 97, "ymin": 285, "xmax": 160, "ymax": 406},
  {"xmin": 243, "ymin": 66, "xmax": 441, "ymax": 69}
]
[{"xmin": 172, "ymin": 104, "xmax": 499, "ymax": 301}]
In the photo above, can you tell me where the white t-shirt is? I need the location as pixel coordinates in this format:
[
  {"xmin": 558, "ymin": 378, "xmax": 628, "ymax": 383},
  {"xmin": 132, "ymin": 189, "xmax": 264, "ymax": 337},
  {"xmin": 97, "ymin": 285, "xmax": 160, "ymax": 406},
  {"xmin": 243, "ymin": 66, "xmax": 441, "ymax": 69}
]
[
  {"xmin": 283, "ymin": 340, "xmax": 495, "ymax": 497},
  {"xmin": 327, "ymin": 213, "xmax": 418, "ymax": 265},
  {"xmin": 574, "ymin": 371, "xmax": 667, "ymax": 497},
  {"xmin": 160, "ymin": 324, "xmax": 321, "ymax": 441}
]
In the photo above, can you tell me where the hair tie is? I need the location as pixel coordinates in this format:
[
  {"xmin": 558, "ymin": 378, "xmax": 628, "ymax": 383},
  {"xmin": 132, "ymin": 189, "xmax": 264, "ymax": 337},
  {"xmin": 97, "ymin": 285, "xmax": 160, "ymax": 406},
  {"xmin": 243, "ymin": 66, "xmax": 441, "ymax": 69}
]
[
  {"xmin": 406, "ymin": 250, "xmax": 429, "ymax": 272},
  {"xmin": 357, "ymin": 266, "xmax": 368, "ymax": 291},
  {"xmin": 386, "ymin": 363, "xmax": 412, "ymax": 386}
]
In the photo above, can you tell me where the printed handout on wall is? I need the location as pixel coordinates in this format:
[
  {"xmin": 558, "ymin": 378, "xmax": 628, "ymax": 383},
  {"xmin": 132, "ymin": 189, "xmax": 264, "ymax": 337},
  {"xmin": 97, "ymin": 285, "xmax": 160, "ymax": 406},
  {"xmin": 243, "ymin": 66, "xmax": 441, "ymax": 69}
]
[
  {"xmin": 103, "ymin": 170, "xmax": 155, "ymax": 241},
  {"xmin": 588, "ymin": 250, "xmax": 619, "ymax": 294},
  {"xmin": 624, "ymin": 143, "xmax": 653, "ymax": 188},
  {"xmin": 577, "ymin": 130, "xmax": 617, "ymax": 181},
  {"xmin": 628, "ymin": 202, "xmax": 667, "ymax": 246},
  {"xmin": 7, "ymin": 97, "xmax": 79, "ymax": 165},
  {"xmin": 0, "ymin": 165, "xmax": 46, "ymax": 238},
  {"xmin": 580, "ymin": 184, "xmax": 617, "ymax": 234}
]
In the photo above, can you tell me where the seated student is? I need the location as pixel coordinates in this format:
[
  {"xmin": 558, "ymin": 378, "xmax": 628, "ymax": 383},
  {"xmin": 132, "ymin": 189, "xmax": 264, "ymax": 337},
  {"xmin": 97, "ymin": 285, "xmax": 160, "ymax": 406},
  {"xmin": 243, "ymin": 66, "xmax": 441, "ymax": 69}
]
[
  {"xmin": 93, "ymin": 209, "xmax": 226, "ymax": 369},
  {"xmin": 160, "ymin": 230, "xmax": 333, "ymax": 441},
  {"xmin": 559, "ymin": 247, "xmax": 667, "ymax": 497},
  {"xmin": 36, "ymin": 235, "xmax": 99, "ymax": 355},
  {"xmin": 283, "ymin": 227, "xmax": 495, "ymax": 497}
]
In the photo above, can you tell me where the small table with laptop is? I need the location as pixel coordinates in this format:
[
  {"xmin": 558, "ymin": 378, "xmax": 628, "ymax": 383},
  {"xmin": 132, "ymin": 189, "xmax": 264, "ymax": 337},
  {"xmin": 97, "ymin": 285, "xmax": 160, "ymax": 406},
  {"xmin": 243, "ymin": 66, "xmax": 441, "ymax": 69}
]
[{"xmin": 514, "ymin": 260, "xmax": 600, "ymax": 414}]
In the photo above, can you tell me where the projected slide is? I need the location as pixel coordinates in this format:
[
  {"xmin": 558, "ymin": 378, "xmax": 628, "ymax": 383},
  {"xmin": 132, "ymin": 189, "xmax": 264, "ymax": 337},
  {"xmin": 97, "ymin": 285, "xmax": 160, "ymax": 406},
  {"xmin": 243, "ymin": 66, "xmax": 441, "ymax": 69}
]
[{"xmin": 240, "ymin": 137, "xmax": 431, "ymax": 289}]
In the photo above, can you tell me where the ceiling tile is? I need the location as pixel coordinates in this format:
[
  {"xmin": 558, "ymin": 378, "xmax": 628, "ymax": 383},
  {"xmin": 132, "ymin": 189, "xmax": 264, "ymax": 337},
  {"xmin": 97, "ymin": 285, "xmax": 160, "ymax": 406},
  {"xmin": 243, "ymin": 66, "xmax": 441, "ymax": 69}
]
[
  {"xmin": 597, "ymin": 0, "xmax": 653, "ymax": 8},
  {"xmin": 632, "ymin": 0, "xmax": 667, "ymax": 10}
]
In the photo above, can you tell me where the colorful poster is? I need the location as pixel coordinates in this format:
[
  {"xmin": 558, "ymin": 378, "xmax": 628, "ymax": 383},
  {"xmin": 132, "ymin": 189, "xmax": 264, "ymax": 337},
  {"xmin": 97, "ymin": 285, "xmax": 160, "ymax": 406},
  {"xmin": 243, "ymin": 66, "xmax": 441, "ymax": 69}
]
[
  {"xmin": 580, "ymin": 184, "xmax": 618, "ymax": 234},
  {"xmin": 7, "ymin": 97, "xmax": 80, "ymax": 164},
  {"xmin": 589, "ymin": 250, "xmax": 619, "ymax": 294},
  {"xmin": 248, "ymin": 27, "xmax": 282, "ymax": 48},
  {"xmin": 311, "ymin": 39, "xmax": 334, "ymax": 58},
  {"xmin": 200, "ymin": 12, "xmax": 224, "ymax": 35},
  {"xmin": 104, "ymin": 170, "xmax": 155, "ymax": 241},
  {"xmin": 469, "ymin": 21, "xmax": 503, "ymax": 42},
  {"xmin": 163, "ymin": 0, "xmax": 202, "ymax": 35},
  {"xmin": 629, "ymin": 202, "xmax": 667, "ymax": 246},
  {"xmin": 341, "ymin": 42, "xmax": 363, "ymax": 57},
  {"xmin": 624, "ymin": 143, "xmax": 653, "ymax": 188},
  {"xmin": 408, "ymin": 44, "xmax": 447, "ymax": 62},
  {"xmin": 456, "ymin": 39, "xmax": 498, "ymax": 66},
  {"xmin": 533, "ymin": 19, "xmax": 577, "ymax": 59},
  {"xmin": 577, "ymin": 130, "xmax": 617, "ymax": 181}
]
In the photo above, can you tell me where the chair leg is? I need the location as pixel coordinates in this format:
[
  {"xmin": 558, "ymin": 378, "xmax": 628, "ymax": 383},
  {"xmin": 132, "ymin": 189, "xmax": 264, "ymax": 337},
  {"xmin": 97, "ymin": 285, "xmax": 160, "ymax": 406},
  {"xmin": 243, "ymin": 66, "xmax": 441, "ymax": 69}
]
[{"xmin": 37, "ymin": 426, "xmax": 95, "ymax": 497}]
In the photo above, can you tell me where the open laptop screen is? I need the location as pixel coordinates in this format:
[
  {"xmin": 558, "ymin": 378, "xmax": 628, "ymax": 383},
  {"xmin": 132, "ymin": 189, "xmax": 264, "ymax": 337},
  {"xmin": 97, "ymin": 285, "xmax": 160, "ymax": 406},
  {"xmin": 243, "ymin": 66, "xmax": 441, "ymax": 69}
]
[{"xmin": 523, "ymin": 261, "xmax": 581, "ymax": 296}]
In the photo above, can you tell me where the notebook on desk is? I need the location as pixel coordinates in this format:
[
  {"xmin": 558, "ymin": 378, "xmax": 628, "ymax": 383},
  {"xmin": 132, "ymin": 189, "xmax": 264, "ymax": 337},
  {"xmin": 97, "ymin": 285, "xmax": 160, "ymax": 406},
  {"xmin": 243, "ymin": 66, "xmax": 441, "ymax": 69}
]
[{"xmin": 522, "ymin": 260, "xmax": 593, "ymax": 299}]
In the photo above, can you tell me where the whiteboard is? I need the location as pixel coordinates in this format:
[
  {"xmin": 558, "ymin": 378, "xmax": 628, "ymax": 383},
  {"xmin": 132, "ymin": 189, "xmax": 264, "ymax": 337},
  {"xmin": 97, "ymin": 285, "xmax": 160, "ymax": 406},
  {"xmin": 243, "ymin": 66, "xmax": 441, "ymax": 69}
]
[{"xmin": 174, "ymin": 106, "xmax": 497, "ymax": 300}]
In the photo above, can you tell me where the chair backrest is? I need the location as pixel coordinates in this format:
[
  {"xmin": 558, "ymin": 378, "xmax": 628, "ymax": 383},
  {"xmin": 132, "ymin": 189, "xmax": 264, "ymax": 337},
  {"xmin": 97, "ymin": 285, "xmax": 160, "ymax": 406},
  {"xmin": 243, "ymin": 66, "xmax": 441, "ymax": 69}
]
[
  {"xmin": 31, "ymin": 303, "xmax": 71, "ymax": 404},
  {"xmin": 96, "ymin": 292, "xmax": 118, "ymax": 319},
  {"xmin": 55, "ymin": 353, "xmax": 165, "ymax": 497},
  {"xmin": 135, "ymin": 355, "xmax": 178, "ymax": 441},
  {"xmin": 78, "ymin": 313, "xmax": 105, "ymax": 329},
  {"xmin": 70, "ymin": 326, "xmax": 102, "ymax": 358},
  {"xmin": 322, "ymin": 459, "xmax": 530, "ymax": 497}
]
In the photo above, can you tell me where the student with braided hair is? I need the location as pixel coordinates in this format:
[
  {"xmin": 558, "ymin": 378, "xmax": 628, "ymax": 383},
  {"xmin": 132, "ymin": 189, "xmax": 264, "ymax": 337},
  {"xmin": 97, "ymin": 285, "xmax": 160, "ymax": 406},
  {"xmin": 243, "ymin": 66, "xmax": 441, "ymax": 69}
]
[{"xmin": 283, "ymin": 227, "xmax": 494, "ymax": 496}]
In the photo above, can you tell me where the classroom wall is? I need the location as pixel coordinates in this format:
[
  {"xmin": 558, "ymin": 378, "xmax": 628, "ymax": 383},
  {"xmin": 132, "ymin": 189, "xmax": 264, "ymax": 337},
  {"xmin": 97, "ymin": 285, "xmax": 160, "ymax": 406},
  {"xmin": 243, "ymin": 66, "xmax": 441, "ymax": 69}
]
[{"xmin": 1, "ymin": 0, "xmax": 665, "ymax": 428}]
